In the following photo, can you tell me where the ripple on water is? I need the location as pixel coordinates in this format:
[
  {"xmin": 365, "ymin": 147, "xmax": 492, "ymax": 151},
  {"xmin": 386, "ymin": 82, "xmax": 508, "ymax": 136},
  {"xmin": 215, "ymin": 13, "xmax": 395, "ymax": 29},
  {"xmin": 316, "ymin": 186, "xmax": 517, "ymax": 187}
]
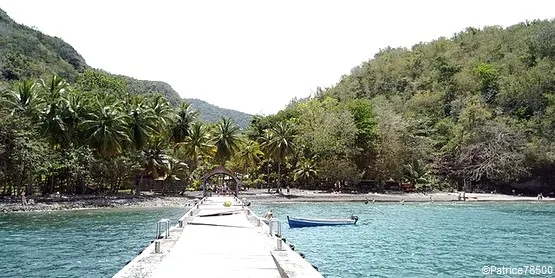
[
  {"xmin": 253, "ymin": 202, "xmax": 555, "ymax": 278},
  {"xmin": 1, "ymin": 203, "xmax": 554, "ymax": 278},
  {"xmin": 0, "ymin": 207, "xmax": 186, "ymax": 278}
]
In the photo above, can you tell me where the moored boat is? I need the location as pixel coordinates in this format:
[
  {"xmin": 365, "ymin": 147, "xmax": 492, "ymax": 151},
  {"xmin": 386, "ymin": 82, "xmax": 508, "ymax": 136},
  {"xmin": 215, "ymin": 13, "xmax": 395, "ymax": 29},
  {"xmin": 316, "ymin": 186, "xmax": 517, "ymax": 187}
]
[{"xmin": 287, "ymin": 215, "xmax": 359, "ymax": 228}]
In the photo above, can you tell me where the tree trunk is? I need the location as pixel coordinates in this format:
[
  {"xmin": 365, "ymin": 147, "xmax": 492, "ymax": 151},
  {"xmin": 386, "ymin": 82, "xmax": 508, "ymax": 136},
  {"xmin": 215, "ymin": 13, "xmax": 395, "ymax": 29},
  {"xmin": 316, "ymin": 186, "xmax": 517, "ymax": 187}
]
[
  {"xmin": 277, "ymin": 162, "xmax": 281, "ymax": 193},
  {"xmin": 135, "ymin": 174, "xmax": 143, "ymax": 195}
]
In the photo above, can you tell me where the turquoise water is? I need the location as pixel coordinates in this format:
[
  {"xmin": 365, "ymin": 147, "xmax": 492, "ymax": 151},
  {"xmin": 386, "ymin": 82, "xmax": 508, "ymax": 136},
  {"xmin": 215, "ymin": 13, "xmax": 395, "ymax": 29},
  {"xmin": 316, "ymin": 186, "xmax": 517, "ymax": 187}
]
[
  {"xmin": 0, "ymin": 207, "xmax": 186, "ymax": 278},
  {"xmin": 1, "ymin": 203, "xmax": 554, "ymax": 278},
  {"xmin": 253, "ymin": 202, "xmax": 555, "ymax": 278}
]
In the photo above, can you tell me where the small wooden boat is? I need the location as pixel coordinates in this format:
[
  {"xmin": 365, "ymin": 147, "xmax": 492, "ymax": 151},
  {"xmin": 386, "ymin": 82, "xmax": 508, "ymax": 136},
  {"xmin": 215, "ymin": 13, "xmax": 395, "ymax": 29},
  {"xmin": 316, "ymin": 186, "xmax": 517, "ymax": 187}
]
[{"xmin": 287, "ymin": 215, "xmax": 359, "ymax": 228}]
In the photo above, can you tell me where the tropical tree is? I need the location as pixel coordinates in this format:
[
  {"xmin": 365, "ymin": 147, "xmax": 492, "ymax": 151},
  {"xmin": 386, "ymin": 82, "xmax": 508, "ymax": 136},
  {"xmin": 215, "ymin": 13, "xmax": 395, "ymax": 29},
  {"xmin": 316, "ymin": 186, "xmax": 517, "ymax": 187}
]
[
  {"xmin": 1, "ymin": 79, "xmax": 42, "ymax": 119},
  {"xmin": 236, "ymin": 139, "xmax": 263, "ymax": 176},
  {"xmin": 261, "ymin": 122, "xmax": 296, "ymax": 192},
  {"xmin": 127, "ymin": 96, "xmax": 159, "ymax": 151},
  {"xmin": 293, "ymin": 158, "xmax": 317, "ymax": 187},
  {"xmin": 177, "ymin": 122, "xmax": 215, "ymax": 173},
  {"xmin": 171, "ymin": 101, "xmax": 198, "ymax": 144},
  {"xmin": 147, "ymin": 94, "xmax": 173, "ymax": 135},
  {"xmin": 213, "ymin": 117, "xmax": 241, "ymax": 165},
  {"xmin": 38, "ymin": 75, "xmax": 71, "ymax": 148},
  {"xmin": 80, "ymin": 104, "xmax": 130, "ymax": 157},
  {"xmin": 162, "ymin": 157, "xmax": 189, "ymax": 182}
]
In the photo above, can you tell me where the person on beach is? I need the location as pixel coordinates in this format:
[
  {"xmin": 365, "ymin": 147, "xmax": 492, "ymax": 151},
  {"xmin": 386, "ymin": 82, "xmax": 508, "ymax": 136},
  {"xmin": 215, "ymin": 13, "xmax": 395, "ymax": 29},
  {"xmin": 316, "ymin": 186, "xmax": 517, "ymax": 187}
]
[
  {"xmin": 264, "ymin": 210, "xmax": 273, "ymax": 219},
  {"xmin": 21, "ymin": 191, "xmax": 27, "ymax": 206},
  {"xmin": 364, "ymin": 197, "xmax": 368, "ymax": 204}
]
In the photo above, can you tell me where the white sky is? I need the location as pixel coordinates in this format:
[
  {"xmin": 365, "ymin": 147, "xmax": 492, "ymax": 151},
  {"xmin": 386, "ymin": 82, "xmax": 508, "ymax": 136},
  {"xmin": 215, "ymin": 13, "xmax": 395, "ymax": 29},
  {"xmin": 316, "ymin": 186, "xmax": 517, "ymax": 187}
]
[{"xmin": 1, "ymin": 1, "xmax": 554, "ymax": 115}]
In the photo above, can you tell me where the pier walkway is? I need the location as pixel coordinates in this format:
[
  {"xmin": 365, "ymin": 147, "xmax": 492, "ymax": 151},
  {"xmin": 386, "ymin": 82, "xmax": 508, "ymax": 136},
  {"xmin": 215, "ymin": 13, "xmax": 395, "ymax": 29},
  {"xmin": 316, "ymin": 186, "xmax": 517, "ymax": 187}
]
[{"xmin": 113, "ymin": 196, "xmax": 322, "ymax": 278}]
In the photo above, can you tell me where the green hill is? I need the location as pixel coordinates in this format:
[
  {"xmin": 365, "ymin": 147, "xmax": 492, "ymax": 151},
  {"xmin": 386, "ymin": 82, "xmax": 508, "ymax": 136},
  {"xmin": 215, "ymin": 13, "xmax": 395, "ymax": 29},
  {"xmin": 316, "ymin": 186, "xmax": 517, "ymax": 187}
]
[
  {"xmin": 0, "ymin": 8, "xmax": 86, "ymax": 82},
  {"xmin": 186, "ymin": 98, "xmax": 252, "ymax": 129},
  {"xmin": 262, "ymin": 19, "xmax": 555, "ymax": 194},
  {"xmin": 0, "ymin": 8, "xmax": 250, "ymax": 125}
]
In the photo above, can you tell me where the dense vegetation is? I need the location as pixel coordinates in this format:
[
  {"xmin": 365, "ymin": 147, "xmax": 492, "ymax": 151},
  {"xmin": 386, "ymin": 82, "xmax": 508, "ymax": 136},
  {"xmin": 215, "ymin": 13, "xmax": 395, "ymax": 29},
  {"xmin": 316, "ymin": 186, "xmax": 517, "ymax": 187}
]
[
  {"xmin": 0, "ymin": 8, "xmax": 251, "ymax": 127},
  {"xmin": 2, "ymin": 7, "xmax": 555, "ymax": 196},
  {"xmin": 186, "ymin": 98, "xmax": 252, "ymax": 129},
  {"xmin": 249, "ymin": 19, "xmax": 555, "ymax": 195},
  {"xmin": 0, "ymin": 71, "xmax": 242, "ymax": 196}
]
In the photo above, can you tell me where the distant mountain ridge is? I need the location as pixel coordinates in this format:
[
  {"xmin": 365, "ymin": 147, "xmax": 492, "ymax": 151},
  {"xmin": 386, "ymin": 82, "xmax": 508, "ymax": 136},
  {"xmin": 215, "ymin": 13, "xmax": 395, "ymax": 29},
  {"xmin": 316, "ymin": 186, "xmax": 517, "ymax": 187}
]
[
  {"xmin": 0, "ymin": 8, "xmax": 252, "ymax": 128},
  {"xmin": 186, "ymin": 98, "xmax": 253, "ymax": 129}
]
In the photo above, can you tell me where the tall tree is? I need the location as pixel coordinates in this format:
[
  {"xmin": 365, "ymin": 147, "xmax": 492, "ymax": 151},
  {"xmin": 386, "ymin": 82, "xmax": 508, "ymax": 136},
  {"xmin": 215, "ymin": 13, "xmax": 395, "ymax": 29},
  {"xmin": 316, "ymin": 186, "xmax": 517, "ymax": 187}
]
[
  {"xmin": 177, "ymin": 122, "xmax": 215, "ymax": 173},
  {"xmin": 261, "ymin": 122, "xmax": 296, "ymax": 192},
  {"xmin": 213, "ymin": 117, "xmax": 240, "ymax": 165},
  {"xmin": 127, "ymin": 96, "xmax": 159, "ymax": 151},
  {"xmin": 171, "ymin": 101, "xmax": 198, "ymax": 144},
  {"xmin": 80, "ymin": 104, "xmax": 130, "ymax": 157}
]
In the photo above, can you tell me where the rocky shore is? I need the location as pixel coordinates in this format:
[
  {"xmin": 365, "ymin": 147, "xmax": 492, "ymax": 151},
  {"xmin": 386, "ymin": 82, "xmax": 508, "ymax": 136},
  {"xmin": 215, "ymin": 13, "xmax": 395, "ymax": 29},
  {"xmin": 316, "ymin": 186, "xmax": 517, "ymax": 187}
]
[
  {"xmin": 0, "ymin": 194, "xmax": 201, "ymax": 213},
  {"xmin": 1, "ymin": 189, "xmax": 551, "ymax": 213}
]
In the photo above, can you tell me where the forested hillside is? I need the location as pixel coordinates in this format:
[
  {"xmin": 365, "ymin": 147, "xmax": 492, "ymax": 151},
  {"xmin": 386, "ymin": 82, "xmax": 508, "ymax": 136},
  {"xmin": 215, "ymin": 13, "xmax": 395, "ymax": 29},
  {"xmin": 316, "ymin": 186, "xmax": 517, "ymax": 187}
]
[
  {"xmin": 186, "ymin": 98, "xmax": 252, "ymax": 129},
  {"xmin": 3, "ymin": 4, "xmax": 554, "ymax": 196},
  {"xmin": 251, "ymin": 19, "xmax": 555, "ymax": 194},
  {"xmin": 0, "ymin": 8, "xmax": 250, "ymax": 124}
]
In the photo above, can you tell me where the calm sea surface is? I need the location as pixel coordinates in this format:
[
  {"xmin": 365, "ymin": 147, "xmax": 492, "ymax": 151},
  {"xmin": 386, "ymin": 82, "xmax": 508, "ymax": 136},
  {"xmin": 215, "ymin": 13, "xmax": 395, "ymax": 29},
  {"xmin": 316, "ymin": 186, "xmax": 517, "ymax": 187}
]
[{"xmin": 1, "ymin": 202, "xmax": 554, "ymax": 277}]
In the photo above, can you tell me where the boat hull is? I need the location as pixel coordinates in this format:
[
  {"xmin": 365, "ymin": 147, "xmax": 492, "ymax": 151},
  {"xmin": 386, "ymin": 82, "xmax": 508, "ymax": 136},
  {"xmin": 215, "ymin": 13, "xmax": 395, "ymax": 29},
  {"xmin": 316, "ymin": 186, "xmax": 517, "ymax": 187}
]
[{"xmin": 287, "ymin": 216, "xmax": 357, "ymax": 228}]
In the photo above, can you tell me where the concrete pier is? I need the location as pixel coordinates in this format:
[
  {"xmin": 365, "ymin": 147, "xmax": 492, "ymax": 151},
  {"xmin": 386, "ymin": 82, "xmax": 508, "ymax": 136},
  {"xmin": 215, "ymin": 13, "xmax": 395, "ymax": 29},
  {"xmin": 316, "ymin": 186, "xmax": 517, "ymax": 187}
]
[{"xmin": 113, "ymin": 196, "xmax": 322, "ymax": 278}]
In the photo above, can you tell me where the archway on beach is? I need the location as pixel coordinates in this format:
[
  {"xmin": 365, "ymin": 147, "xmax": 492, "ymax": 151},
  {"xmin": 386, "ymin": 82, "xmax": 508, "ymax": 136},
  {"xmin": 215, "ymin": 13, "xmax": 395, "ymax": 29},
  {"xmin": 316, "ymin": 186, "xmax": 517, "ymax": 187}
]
[{"xmin": 200, "ymin": 166, "xmax": 242, "ymax": 197}]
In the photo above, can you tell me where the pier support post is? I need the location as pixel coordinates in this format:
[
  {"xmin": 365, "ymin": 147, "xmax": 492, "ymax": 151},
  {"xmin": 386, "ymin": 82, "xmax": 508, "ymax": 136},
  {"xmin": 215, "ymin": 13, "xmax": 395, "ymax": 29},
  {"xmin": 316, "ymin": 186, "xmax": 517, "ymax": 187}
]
[
  {"xmin": 178, "ymin": 220, "xmax": 183, "ymax": 228},
  {"xmin": 269, "ymin": 219, "xmax": 282, "ymax": 237},
  {"xmin": 276, "ymin": 238, "xmax": 283, "ymax": 250},
  {"xmin": 154, "ymin": 240, "xmax": 161, "ymax": 253}
]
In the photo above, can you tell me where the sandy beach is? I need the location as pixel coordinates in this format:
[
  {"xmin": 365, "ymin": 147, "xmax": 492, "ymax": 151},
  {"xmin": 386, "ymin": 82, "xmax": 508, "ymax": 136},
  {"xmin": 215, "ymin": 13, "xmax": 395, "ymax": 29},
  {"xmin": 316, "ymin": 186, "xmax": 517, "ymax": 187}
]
[
  {"xmin": 240, "ymin": 189, "xmax": 553, "ymax": 203},
  {"xmin": 0, "ymin": 189, "xmax": 551, "ymax": 213}
]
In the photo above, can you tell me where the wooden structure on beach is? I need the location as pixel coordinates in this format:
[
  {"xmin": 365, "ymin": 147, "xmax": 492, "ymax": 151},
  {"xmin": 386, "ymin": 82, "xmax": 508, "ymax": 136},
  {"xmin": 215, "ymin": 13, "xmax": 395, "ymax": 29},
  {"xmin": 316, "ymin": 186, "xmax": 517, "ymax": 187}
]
[
  {"xmin": 200, "ymin": 166, "xmax": 243, "ymax": 196},
  {"xmin": 113, "ymin": 196, "xmax": 322, "ymax": 278}
]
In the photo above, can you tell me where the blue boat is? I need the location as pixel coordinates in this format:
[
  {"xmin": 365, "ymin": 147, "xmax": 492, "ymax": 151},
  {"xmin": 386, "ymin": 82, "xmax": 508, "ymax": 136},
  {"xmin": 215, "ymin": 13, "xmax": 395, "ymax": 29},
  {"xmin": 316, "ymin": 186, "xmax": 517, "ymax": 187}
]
[{"xmin": 287, "ymin": 215, "xmax": 359, "ymax": 228}]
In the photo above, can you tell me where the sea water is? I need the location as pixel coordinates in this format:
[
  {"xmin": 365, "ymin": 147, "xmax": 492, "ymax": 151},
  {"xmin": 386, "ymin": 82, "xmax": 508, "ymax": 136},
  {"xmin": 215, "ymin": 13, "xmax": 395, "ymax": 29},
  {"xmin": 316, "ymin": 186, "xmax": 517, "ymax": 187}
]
[
  {"xmin": 252, "ymin": 202, "xmax": 555, "ymax": 278},
  {"xmin": 0, "ymin": 207, "xmax": 186, "ymax": 278},
  {"xmin": 0, "ymin": 202, "xmax": 554, "ymax": 277}
]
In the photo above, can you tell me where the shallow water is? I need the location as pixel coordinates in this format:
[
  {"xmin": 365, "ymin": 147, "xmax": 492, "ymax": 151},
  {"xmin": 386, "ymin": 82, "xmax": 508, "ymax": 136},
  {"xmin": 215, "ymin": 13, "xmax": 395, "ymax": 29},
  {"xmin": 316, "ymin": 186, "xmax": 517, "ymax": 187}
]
[
  {"xmin": 1, "ymin": 202, "xmax": 554, "ymax": 278},
  {"xmin": 252, "ymin": 202, "xmax": 555, "ymax": 278},
  {"xmin": 0, "ymin": 207, "xmax": 186, "ymax": 278}
]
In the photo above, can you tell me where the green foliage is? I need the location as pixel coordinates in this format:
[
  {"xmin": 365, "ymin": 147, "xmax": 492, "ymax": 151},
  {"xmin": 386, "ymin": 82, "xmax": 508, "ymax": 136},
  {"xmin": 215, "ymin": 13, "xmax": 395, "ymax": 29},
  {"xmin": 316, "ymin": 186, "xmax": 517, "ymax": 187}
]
[
  {"xmin": 0, "ymin": 9, "xmax": 86, "ymax": 82},
  {"xmin": 186, "ymin": 98, "xmax": 253, "ymax": 129},
  {"xmin": 4, "ymin": 9, "xmax": 555, "ymax": 194},
  {"xmin": 250, "ymin": 19, "xmax": 555, "ymax": 193}
]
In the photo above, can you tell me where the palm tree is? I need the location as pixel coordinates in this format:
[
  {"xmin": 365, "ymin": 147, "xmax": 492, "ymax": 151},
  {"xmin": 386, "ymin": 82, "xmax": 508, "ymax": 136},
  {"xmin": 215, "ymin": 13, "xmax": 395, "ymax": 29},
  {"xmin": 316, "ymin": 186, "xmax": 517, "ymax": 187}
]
[
  {"xmin": 294, "ymin": 158, "xmax": 317, "ymax": 187},
  {"xmin": 61, "ymin": 91, "xmax": 90, "ymax": 144},
  {"xmin": 1, "ymin": 79, "xmax": 42, "ymax": 119},
  {"xmin": 127, "ymin": 96, "xmax": 159, "ymax": 151},
  {"xmin": 171, "ymin": 101, "xmax": 198, "ymax": 144},
  {"xmin": 177, "ymin": 122, "xmax": 215, "ymax": 172},
  {"xmin": 261, "ymin": 122, "xmax": 296, "ymax": 192},
  {"xmin": 213, "ymin": 117, "xmax": 240, "ymax": 165},
  {"xmin": 38, "ymin": 75, "xmax": 71, "ymax": 148},
  {"xmin": 147, "ymin": 94, "xmax": 173, "ymax": 135},
  {"xmin": 162, "ymin": 156, "xmax": 189, "ymax": 182},
  {"xmin": 79, "ymin": 104, "xmax": 130, "ymax": 157},
  {"xmin": 236, "ymin": 139, "xmax": 263, "ymax": 177}
]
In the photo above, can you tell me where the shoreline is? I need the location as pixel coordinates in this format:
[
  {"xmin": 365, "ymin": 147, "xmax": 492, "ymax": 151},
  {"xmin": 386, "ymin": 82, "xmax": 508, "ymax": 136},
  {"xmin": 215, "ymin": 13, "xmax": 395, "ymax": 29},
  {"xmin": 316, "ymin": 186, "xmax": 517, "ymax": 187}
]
[{"xmin": 1, "ymin": 190, "xmax": 552, "ymax": 213}]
